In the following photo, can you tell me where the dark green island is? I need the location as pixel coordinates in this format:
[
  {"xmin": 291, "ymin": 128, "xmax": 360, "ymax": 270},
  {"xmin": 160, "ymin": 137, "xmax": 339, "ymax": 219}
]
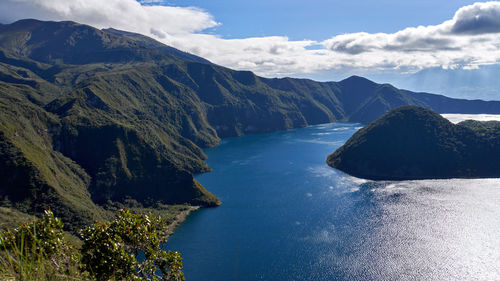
[{"xmin": 327, "ymin": 106, "xmax": 500, "ymax": 180}]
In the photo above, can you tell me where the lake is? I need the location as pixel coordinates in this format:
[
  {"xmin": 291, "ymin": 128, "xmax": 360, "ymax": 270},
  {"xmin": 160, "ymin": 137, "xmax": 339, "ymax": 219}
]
[{"xmin": 165, "ymin": 122, "xmax": 500, "ymax": 280}]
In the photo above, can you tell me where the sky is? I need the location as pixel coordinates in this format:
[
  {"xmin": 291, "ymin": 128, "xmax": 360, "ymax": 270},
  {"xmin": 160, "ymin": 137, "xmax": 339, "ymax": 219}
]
[
  {"xmin": 151, "ymin": 0, "xmax": 482, "ymax": 40},
  {"xmin": 1, "ymin": 0, "xmax": 500, "ymax": 99}
]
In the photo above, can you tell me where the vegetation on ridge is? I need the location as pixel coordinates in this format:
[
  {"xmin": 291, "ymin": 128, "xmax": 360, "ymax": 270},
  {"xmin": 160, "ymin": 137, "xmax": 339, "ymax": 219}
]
[
  {"xmin": 0, "ymin": 209, "xmax": 185, "ymax": 281},
  {"xmin": 1, "ymin": 19, "xmax": 500, "ymax": 230},
  {"xmin": 327, "ymin": 106, "xmax": 500, "ymax": 180}
]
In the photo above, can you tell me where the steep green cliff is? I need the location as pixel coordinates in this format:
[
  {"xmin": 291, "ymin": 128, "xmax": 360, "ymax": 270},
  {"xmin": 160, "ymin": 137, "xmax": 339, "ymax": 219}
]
[{"xmin": 1, "ymin": 19, "xmax": 500, "ymax": 229}]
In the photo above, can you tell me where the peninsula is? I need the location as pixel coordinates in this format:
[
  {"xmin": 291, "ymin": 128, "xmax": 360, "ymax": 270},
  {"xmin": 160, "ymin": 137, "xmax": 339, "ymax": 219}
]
[{"xmin": 327, "ymin": 106, "xmax": 500, "ymax": 180}]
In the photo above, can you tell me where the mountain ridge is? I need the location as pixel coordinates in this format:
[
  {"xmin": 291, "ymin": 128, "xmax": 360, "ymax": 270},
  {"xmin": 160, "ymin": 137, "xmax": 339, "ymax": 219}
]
[{"xmin": 1, "ymin": 19, "xmax": 500, "ymax": 229}]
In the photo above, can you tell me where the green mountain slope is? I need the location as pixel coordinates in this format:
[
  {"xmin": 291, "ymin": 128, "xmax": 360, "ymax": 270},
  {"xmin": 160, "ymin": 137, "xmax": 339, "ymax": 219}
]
[
  {"xmin": 1, "ymin": 19, "xmax": 500, "ymax": 229},
  {"xmin": 327, "ymin": 106, "xmax": 500, "ymax": 180}
]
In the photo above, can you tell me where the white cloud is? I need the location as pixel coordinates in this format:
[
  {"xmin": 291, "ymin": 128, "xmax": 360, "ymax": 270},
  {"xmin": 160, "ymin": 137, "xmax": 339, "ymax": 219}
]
[
  {"xmin": 0, "ymin": 0, "xmax": 219, "ymax": 36},
  {"xmin": 322, "ymin": 2, "xmax": 500, "ymax": 72},
  {"xmin": 450, "ymin": 1, "xmax": 500, "ymax": 34},
  {"xmin": 1, "ymin": 0, "xmax": 500, "ymax": 77}
]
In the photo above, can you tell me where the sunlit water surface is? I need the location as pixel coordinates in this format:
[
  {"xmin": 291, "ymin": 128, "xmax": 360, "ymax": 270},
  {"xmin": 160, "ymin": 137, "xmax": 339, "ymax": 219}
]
[
  {"xmin": 441, "ymin": 113, "xmax": 500, "ymax": 123},
  {"xmin": 165, "ymin": 122, "xmax": 500, "ymax": 281}
]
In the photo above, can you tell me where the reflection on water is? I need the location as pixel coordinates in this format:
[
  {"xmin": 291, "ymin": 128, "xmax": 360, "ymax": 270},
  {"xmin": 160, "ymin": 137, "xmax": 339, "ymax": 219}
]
[
  {"xmin": 311, "ymin": 179, "xmax": 500, "ymax": 280},
  {"xmin": 165, "ymin": 123, "xmax": 500, "ymax": 281},
  {"xmin": 442, "ymin": 113, "xmax": 500, "ymax": 124}
]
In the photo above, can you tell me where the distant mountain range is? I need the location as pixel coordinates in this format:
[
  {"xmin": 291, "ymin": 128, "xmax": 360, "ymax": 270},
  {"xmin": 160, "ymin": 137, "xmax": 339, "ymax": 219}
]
[
  {"xmin": 1, "ymin": 19, "xmax": 500, "ymax": 229},
  {"xmin": 327, "ymin": 106, "xmax": 500, "ymax": 180},
  {"xmin": 381, "ymin": 65, "xmax": 500, "ymax": 101}
]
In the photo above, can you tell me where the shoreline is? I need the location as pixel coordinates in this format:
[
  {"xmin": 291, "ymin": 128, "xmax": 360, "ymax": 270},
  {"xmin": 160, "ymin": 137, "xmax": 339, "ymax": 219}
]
[{"xmin": 166, "ymin": 206, "xmax": 200, "ymax": 238}]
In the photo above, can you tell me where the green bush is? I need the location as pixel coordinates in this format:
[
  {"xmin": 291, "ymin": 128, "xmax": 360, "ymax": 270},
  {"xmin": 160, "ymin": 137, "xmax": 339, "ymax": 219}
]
[
  {"xmin": 0, "ymin": 209, "xmax": 65, "ymax": 256},
  {"xmin": 0, "ymin": 209, "xmax": 82, "ymax": 280},
  {"xmin": 80, "ymin": 209, "xmax": 185, "ymax": 281},
  {"xmin": 0, "ymin": 209, "xmax": 185, "ymax": 281}
]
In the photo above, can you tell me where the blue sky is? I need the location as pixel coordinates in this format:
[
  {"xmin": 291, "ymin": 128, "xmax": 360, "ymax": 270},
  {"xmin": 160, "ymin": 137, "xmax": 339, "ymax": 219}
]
[{"xmin": 157, "ymin": 0, "xmax": 480, "ymax": 40}]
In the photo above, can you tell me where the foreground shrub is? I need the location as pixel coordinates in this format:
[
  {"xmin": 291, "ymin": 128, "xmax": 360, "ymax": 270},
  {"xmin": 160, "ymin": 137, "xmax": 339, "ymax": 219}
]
[
  {"xmin": 0, "ymin": 209, "xmax": 185, "ymax": 280},
  {"xmin": 80, "ymin": 209, "xmax": 185, "ymax": 281},
  {"xmin": 0, "ymin": 210, "xmax": 82, "ymax": 280}
]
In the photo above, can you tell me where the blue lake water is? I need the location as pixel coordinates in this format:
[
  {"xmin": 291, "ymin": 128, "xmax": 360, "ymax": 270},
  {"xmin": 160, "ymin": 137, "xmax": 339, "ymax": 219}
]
[{"xmin": 165, "ymin": 123, "xmax": 500, "ymax": 280}]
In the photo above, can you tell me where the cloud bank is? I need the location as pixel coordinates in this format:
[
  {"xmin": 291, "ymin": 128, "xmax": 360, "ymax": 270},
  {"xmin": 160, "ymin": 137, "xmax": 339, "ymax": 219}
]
[{"xmin": 1, "ymin": 0, "xmax": 500, "ymax": 77}]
